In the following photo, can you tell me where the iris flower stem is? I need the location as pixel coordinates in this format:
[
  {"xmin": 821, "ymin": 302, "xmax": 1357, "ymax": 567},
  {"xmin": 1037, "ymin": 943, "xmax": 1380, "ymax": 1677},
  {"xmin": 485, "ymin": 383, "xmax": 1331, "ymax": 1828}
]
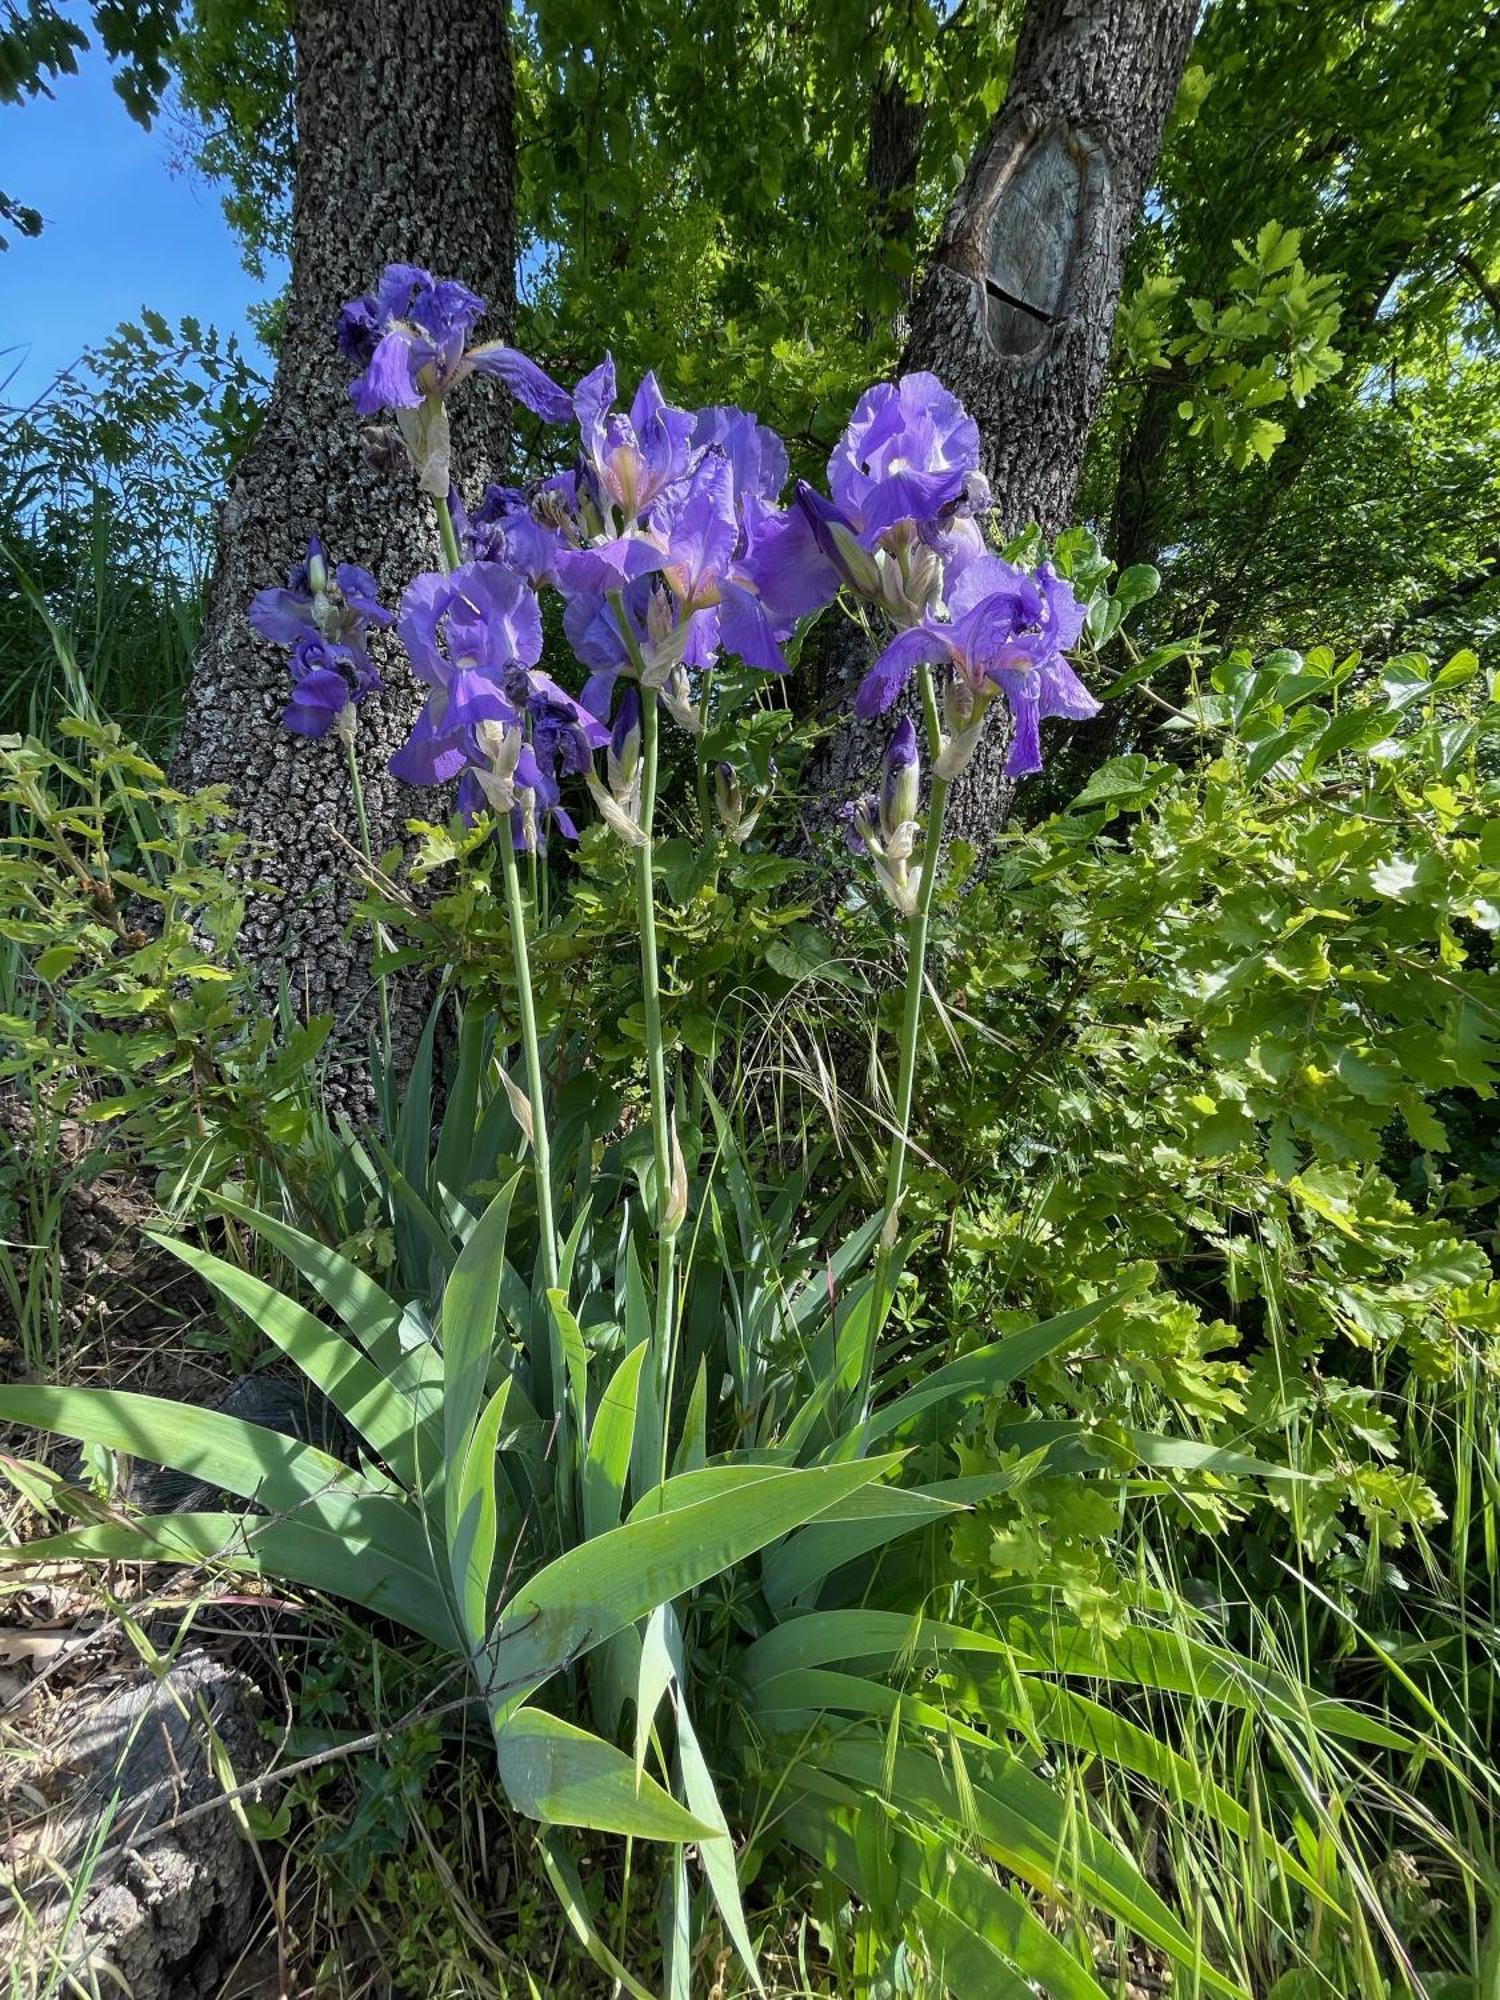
[
  {"xmin": 857, "ymin": 664, "xmax": 949, "ymax": 1419},
  {"xmin": 343, "ymin": 732, "xmax": 392, "ymax": 1075},
  {"xmin": 498, "ymin": 831, "xmax": 561, "ymax": 1297},
  {"xmin": 636, "ymin": 688, "xmax": 678, "ymax": 1459},
  {"xmin": 694, "ymin": 667, "xmax": 715, "ymax": 845},
  {"xmin": 607, "ymin": 593, "xmax": 678, "ymax": 1469},
  {"xmin": 433, "ymin": 490, "xmax": 463, "ymax": 575}
]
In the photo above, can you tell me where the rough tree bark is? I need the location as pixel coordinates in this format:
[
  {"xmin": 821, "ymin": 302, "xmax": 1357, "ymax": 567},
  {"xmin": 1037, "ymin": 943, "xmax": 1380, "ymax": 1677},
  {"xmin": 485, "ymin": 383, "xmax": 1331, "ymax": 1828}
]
[
  {"xmin": 805, "ymin": 0, "xmax": 1196, "ymax": 855},
  {"xmin": 174, "ymin": 0, "xmax": 516, "ymax": 1082}
]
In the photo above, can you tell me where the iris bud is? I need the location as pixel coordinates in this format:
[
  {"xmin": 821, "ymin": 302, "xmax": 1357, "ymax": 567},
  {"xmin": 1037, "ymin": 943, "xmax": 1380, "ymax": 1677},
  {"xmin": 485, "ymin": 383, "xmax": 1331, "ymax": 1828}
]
[
  {"xmin": 935, "ymin": 669, "xmax": 994, "ymax": 779},
  {"xmin": 943, "ymin": 675, "xmax": 976, "ymax": 736},
  {"xmin": 715, "ymin": 762, "xmax": 741, "ymax": 827},
  {"xmin": 902, "ymin": 539, "xmax": 944, "ymax": 620},
  {"xmin": 715, "ymin": 761, "xmax": 764, "ymax": 844},
  {"xmin": 828, "ymin": 517, "xmax": 882, "ymax": 599},
  {"xmin": 660, "ymin": 665, "xmax": 702, "ymax": 736},
  {"xmin": 646, "ymin": 583, "xmax": 675, "ymax": 651},
  {"xmin": 880, "ymin": 715, "xmax": 921, "ymax": 838},
  {"xmin": 305, "ymin": 537, "xmax": 329, "ymax": 597},
  {"xmin": 396, "ymin": 396, "xmax": 453, "ymax": 498},
  {"xmin": 608, "ymin": 686, "xmax": 642, "ymax": 796}
]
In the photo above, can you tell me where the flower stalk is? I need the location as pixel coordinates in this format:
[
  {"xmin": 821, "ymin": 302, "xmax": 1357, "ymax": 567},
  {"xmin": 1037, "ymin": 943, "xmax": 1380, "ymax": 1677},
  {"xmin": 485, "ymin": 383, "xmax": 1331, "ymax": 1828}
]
[
  {"xmin": 857, "ymin": 664, "xmax": 950, "ymax": 1418},
  {"xmin": 610, "ymin": 593, "xmax": 679, "ymax": 1470},
  {"xmin": 429, "ymin": 484, "xmax": 560, "ymax": 1295},
  {"xmin": 498, "ymin": 831, "xmax": 561, "ymax": 1295},
  {"xmin": 341, "ymin": 724, "xmax": 393, "ymax": 1071},
  {"xmin": 433, "ymin": 488, "xmax": 464, "ymax": 574}
]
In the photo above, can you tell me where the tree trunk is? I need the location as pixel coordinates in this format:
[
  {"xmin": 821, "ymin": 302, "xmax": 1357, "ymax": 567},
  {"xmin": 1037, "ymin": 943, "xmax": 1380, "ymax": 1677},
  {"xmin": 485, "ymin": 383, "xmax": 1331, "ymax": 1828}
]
[
  {"xmin": 805, "ymin": 0, "xmax": 1196, "ymax": 854},
  {"xmin": 174, "ymin": 0, "xmax": 516, "ymax": 1086},
  {"xmin": 863, "ymin": 71, "xmax": 926, "ymax": 337}
]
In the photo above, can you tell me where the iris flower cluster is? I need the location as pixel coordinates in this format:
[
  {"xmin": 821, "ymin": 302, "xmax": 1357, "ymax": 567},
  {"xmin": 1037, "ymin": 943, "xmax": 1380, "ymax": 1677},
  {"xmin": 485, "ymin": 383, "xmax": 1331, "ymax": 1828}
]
[
  {"xmin": 247, "ymin": 262, "xmax": 1100, "ymax": 861},
  {"xmin": 247, "ymin": 539, "xmax": 391, "ymax": 740}
]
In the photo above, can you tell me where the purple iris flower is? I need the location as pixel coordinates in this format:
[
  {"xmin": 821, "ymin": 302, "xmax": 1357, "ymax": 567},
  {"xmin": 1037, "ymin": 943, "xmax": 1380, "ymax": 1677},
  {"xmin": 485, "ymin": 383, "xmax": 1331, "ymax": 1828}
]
[
  {"xmin": 388, "ymin": 562, "xmax": 542, "ymax": 784},
  {"xmin": 578, "ymin": 361, "xmax": 698, "ymax": 523},
  {"xmin": 562, "ymin": 579, "xmax": 718, "ymax": 719},
  {"xmin": 450, "ymin": 483, "xmax": 565, "ymax": 589},
  {"xmin": 855, "ymin": 554, "xmax": 1096, "ymax": 777},
  {"xmin": 280, "ymin": 636, "xmax": 381, "ymax": 739},
  {"xmin": 690, "ymin": 405, "xmax": 789, "ymax": 509},
  {"xmin": 479, "ymin": 342, "xmax": 827, "ymax": 677},
  {"xmin": 338, "ymin": 264, "xmax": 567, "ymax": 419},
  {"xmin": 248, "ymin": 538, "xmax": 391, "ymax": 654},
  {"xmin": 517, "ymin": 668, "xmax": 610, "ymax": 780},
  {"xmin": 456, "ymin": 681, "xmax": 605, "ymax": 851},
  {"xmin": 639, "ymin": 446, "xmax": 823, "ymax": 677},
  {"xmin": 484, "ymin": 347, "xmax": 698, "ymax": 530},
  {"xmin": 830, "ymin": 372, "xmax": 983, "ymax": 542},
  {"xmin": 790, "ymin": 373, "xmax": 991, "ymax": 629},
  {"xmin": 387, "ymin": 560, "xmax": 606, "ymax": 851},
  {"xmin": 454, "ymin": 724, "xmax": 574, "ymax": 850},
  {"xmin": 247, "ymin": 538, "xmax": 391, "ymax": 739}
]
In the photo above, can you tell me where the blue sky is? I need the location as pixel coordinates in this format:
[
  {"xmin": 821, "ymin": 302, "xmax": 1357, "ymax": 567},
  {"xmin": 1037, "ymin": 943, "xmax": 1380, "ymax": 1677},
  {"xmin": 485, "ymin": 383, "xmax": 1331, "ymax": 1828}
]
[{"xmin": 0, "ymin": 38, "xmax": 284, "ymax": 402}]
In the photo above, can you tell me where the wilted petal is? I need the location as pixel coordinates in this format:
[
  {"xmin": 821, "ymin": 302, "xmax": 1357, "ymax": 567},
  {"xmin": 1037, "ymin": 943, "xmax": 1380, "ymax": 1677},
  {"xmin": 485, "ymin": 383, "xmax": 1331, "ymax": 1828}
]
[{"xmin": 527, "ymin": 668, "xmax": 611, "ymax": 748}]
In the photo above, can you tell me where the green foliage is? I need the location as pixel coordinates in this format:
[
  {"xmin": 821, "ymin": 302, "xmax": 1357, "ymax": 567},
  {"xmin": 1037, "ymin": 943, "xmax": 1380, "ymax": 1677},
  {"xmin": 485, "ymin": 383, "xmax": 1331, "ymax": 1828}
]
[
  {"xmin": 510, "ymin": 1, "xmax": 1014, "ymax": 468},
  {"xmin": 836, "ymin": 631, "xmax": 1498, "ymax": 1991},
  {"xmin": 0, "ymin": 708, "xmax": 329, "ymax": 1215},
  {"xmin": 374, "ymin": 687, "xmax": 858, "ymax": 1101},
  {"xmin": 1120, "ymin": 220, "xmax": 1345, "ymax": 469},
  {"xmin": 920, "ymin": 641, "xmax": 1498, "ymax": 1556},
  {"xmin": 1, "ymin": 314, "xmax": 266, "ymax": 743},
  {"xmin": 1093, "ymin": 0, "xmax": 1500, "ymax": 653},
  {"xmin": 0, "ymin": 599, "xmax": 1415, "ymax": 1993}
]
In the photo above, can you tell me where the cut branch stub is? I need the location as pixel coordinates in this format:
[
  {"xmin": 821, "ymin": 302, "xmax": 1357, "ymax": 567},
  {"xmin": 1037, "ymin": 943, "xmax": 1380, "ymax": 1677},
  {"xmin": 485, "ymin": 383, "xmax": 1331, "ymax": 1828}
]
[{"xmin": 939, "ymin": 116, "xmax": 1110, "ymax": 363}]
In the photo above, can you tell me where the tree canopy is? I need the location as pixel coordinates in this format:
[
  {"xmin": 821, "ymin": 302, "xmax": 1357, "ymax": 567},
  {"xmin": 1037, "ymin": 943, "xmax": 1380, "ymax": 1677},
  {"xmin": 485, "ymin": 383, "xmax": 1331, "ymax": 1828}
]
[{"xmin": 4, "ymin": 0, "xmax": 1497, "ymax": 659}]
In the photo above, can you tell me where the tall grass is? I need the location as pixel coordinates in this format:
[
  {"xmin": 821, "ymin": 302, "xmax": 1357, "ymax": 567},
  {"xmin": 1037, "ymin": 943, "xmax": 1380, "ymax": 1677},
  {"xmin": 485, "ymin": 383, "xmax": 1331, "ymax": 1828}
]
[{"xmin": 0, "ymin": 483, "xmax": 201, "ymax": 751}]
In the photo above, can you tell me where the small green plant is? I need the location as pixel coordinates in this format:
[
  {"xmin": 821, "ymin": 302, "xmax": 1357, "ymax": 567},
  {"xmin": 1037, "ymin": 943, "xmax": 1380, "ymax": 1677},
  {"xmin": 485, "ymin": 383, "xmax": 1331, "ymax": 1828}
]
[{"xmin": 0, "ymin": 711, "xmax": 331, "ymax": 1215}]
